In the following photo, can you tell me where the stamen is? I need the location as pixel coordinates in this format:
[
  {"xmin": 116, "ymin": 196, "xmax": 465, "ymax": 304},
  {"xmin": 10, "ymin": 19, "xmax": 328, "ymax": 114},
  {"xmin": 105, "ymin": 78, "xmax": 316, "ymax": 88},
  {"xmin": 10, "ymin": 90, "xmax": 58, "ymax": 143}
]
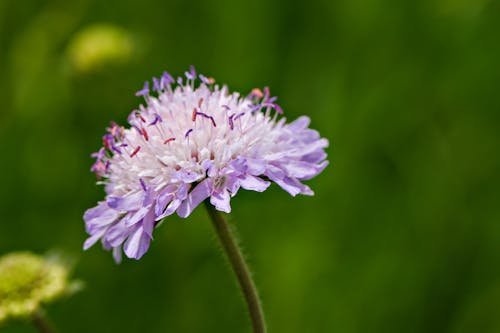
[
  {"xmin": 130, "ymin": 146, "xmax": 141, "ymax": 157},
  {"xmin": 198, "ymin": 98, "xmax": 204, "ymax": 108},
  {"xmin": 199, "ymin": 74, "xmax": 209, "ymax": 84},
  {"xmin": 152, "ymin": 77, "xmax": 160, "ymax": 92},
  {"xmin": 106, "ymin": 121, "xmax": 120, "ymax": 137},
  {"xmin": 192, "ymin": 108, "xmax": 197, "ymax": 122},
  {"xmin": 91, "ymin": 147, "xmax": 106, "ymax": 159},
  {"xmin": 222, "ymin": 105, "xmax": 231, "ymax": 111},
  {"xmin": 103, "ymin": 134, "xmax": 114, "ymax": 151},
  {"xmin": 111, "ymin": 144, "xmax": 122, "ymax": 154},
  {"xmin": 139, "ymin": 178, "xmax": 147, "ymax": 192},
  {"xmin": 135, "ymin": 81, "xmax": 149, "ymax": 97},
  {"xmin": 185, "ymin": 65, "xmax": 196, "ymax": 80},
  {"xmin": 149, "ymin": 113, "xmax": 162, "ymax": 126},
  {"xmin": 161, "ymin": 71, "xmax": 174, "ymax": 88},
  {"xmin": 249, "ymin": 104, "xmax": 262, "ymax": 113},
  {"xmin": 185, "ymin": 128, "xmax": 193, "ymax": 138},
  {"xmin": 263, "ymin": 86, "xmax": 270, "ymax": 101},
  {"xmin": 137, "ymin": 114, "xmax": 147, "ymax": 123},
  {"xmin": 228, "ymin": 114, "xmax": 235, "ymax": 130},
  {"xmin": 251, "ymin": 88, "xmax": 264, "ymax": 99},
  {"xmin": 233, "ymin": 112, "xmax": 245, "ymax": 121},
  {"xmin": 128, "ymin": 110, "xmax": 139, "ymax": 124},
  {"xmin": 262, "ymin": 103, "xmax": 283, "ymax": 114},
  {"xmin": 195, "ymin": 111, "xmax": 216, "ymax": 127},
  {"xmin": 141, "ymin": 127, "xmax": 149, "ymax": 141},
  {"xmin": 163, "ymin": 137, "xmax": 176, "ymax": 144}
]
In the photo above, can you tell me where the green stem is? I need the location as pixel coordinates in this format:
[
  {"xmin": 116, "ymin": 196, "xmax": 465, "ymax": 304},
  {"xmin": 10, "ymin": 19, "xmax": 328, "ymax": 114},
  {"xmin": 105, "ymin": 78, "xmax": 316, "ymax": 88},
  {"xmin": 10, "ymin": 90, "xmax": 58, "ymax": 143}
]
[
  {"xmin": 204, "ymin": 201, "xmax": 267, "ymax": 333},
  {"xmin": 32, "ymin": 309, "xmax": 56, "ymax": 333}
]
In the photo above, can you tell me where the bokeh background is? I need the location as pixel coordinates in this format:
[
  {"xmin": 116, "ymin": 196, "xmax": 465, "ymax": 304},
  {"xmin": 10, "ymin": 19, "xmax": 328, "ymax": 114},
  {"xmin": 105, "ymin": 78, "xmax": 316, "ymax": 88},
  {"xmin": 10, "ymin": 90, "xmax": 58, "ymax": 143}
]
[{"xmin": 1, "ymin": 0, "xmax": 499, "ymax": 332}]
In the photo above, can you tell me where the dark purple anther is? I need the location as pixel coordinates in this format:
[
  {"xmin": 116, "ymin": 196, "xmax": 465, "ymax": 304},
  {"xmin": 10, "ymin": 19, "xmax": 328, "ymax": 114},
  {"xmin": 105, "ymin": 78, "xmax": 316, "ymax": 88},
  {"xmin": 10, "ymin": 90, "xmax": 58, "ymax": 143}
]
[
  {"xmin": 222, "ymin": 105, "xmax": 231, "ymax": 111},
  {"xmin": 135, "ymin": 81, "xmax": 150, "ymax": 97},
  {"xmin": 111, "ymin": 143, "xmax": 122, "ymax": 154},
  {"xmin": 195, "ymin": 112, "xmax": 217, "ymax": 127},
  {"xmin": 185, "ymin": 65, "xmax": 196, "ymax": 80},
  {"xmin": 149, "ymin": 113, "xmax": 162, "ymax": 126},
  {"xmin": 139, "ymin": 178, "xmax": 147, "ymax": 192},
  {"xmin": 228, "ymin": 114, "xmax": 235, "ymax": 130},
  {"xmin": 185, "ymin": 128, "xmax": 194, "ymax": 138},
  {"xmin": 233, "ymin": 112, "xmax": 245, "ymax": 121}
]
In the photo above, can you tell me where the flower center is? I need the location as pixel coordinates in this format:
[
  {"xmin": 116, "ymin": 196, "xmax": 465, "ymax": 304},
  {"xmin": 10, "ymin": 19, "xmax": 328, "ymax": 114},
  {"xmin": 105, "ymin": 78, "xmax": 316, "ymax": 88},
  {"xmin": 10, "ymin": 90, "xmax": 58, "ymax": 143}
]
[{"xmin": 214, "ymin": 176, "xmax": 227, "ymax": 190}]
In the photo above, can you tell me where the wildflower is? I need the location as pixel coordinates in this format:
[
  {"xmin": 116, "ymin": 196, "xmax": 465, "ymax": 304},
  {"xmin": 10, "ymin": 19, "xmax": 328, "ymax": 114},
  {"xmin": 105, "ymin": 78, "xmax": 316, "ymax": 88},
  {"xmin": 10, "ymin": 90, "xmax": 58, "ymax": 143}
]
[
  {"xmin": 0, "ymin": 252, "xmax": 71, "ymax": 323},
  {"xmin": 84, "ymin": 67, "xmax": 328, "ymax": 262}
]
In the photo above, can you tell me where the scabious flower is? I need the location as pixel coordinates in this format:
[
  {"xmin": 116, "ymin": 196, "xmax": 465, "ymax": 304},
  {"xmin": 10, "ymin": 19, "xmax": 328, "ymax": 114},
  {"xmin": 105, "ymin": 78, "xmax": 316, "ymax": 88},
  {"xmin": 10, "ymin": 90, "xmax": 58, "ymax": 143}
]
[
  {"xmin": 0, "ymin": 252, "xmax": 71, "ymax": 323},
  {"xmin": 84, "ymin": 66, "xmax": 328, "ymax": 262}
]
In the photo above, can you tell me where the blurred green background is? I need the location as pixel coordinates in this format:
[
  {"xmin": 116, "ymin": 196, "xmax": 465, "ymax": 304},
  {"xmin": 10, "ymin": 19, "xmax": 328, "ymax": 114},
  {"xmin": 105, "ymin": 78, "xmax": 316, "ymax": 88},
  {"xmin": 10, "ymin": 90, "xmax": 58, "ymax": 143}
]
[{"xmin": 1, "ymin": 0, "xmax": 499, "ymax": 332}]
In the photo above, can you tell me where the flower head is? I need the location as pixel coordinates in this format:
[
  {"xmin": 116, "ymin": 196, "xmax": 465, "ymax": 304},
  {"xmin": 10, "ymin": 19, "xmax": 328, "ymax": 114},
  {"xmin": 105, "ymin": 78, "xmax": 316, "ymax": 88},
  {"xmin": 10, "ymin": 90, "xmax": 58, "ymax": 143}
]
[
  {"xmin": 84, "ymin": 67, "xmax": 328, "ymax": 262},
  {"xmin": 0, "ymin": 252, "xmax": 71, "ymax": 323}
]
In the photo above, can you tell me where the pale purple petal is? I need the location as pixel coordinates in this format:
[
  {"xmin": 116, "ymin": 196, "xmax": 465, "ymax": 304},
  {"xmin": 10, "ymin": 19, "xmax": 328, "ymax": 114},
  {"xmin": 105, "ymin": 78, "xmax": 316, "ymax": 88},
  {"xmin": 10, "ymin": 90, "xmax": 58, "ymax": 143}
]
[
  {"xmin": 210, "ymin": 189, "xmax": 231, "ymax": 213},
  {"xmin": 124, "ymin": 205, "xmax": 152, "ymax": 227},
  {"xmin": 123, "ymin": 226, "xmax": 146, "ymax": 259},
  {"xmin": 155, "ymin": 190, "xmax": 173, "ymax": 216},
  {"xmin": 83, "ymin": 228, "xmax": 107, "ymax": 250},
  {"xmin": 107, "ymin": 191, "xmax": 144, "ymax": 211},
  {"xmin": 239, "ymin": 175, "xmax": 271, "ymax": 192},
  {"xmin": 279, "ymin": 160, "xmax": 320, "ymax": 179},
  {"xmin": 177, "ymin": 179, "xmax": 211, "ymax": 218},
  {"xmin": 287, "ymin": 116, "xmax": 310, "ymax": 131}
]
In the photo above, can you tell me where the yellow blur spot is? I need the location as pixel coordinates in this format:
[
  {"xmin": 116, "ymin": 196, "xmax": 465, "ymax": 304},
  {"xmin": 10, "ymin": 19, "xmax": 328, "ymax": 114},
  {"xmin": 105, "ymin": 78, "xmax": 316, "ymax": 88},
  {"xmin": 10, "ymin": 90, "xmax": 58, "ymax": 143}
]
[{"xmin": 67, "ymin": 24, "xmax": 133, "ymax": 73}]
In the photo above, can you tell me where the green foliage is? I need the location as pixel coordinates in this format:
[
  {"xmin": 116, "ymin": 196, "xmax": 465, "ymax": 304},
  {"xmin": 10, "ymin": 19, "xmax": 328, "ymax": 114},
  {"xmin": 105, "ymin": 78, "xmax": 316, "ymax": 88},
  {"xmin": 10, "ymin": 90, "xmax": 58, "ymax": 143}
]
[{"xmin": 0, "ymin": 0, "xmax": 499, "ymax": 332}]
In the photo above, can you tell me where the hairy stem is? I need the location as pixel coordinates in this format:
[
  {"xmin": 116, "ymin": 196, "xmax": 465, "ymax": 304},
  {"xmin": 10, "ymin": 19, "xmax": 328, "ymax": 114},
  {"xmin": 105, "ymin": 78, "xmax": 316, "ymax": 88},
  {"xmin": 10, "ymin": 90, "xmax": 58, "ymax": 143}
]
[
  {"xmin": 204, "ymin": 201, "xmax": 266, "ymax": 333},
  {"xmin": 32, "ymin": 309, "xmax": 56, "ymax": 333}
]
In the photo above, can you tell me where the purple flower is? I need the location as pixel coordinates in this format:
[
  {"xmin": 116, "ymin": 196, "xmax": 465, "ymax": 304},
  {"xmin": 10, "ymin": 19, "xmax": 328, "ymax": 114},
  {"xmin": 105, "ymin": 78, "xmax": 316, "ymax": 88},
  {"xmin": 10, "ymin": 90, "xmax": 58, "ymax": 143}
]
[{"xmin": 84, "ymin": 67, "xmax": 329, "ymax": 262}]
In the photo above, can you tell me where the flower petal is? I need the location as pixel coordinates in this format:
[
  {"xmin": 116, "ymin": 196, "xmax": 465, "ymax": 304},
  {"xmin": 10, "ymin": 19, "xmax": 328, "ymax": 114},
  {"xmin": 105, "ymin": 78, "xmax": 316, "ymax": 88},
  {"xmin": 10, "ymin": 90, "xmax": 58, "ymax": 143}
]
[
  {"xmin": 239, "ymin": 175, "xmax": 270, "ymax": 192},
  {"xmin": 177, "ymin": 179, "xmax": 211, "ymax": 218},
  {"xmin": 210, "ymin": 189, "xmax": 231, "ymax": 213}
]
